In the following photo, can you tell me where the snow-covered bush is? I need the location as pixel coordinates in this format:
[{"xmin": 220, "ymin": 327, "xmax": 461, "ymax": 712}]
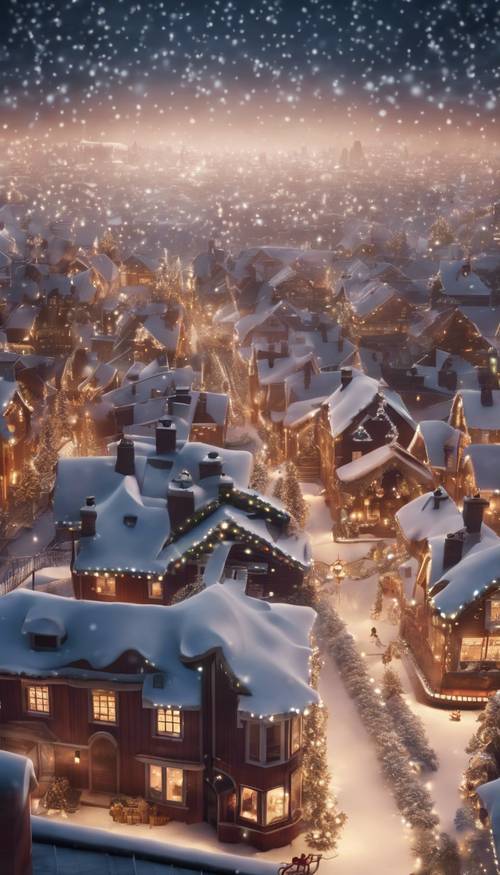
[{"xmin": 382, "ymin": 668, "xmax": 438, "ymax": 771}]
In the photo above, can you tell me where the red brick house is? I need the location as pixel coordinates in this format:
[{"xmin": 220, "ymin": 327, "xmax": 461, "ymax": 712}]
[{"xmin": 0, "ymin": 585, "xmax": 317, "ymax": 850}]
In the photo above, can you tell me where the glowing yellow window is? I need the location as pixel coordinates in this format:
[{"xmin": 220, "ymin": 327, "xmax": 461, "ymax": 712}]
[
  {"xmin": 265, "ymin": 786, "xmax": 288, "ymax": 825},
  {"xmin": 460, "ymin": 637, "xmax": 485, "ymax": 662},
  {"xmin": 240, "ymin": 786, "xmax": 258, "ymax": 822},
  {"xmin": 166, "ymin": 768, "xmax": 184, "ymax": 803},
  {"xmin": 91, "ymin": 690, "xmax": 117, "ymax": 724},
  {"xmin": 26, "ymin": 685, "xmax": 50, "ymax": 714},
  {"xmin": 149, "ymin": 764, "xmax": 163, "ymax": 799},
  {"xmin": 156, "ymin": 707, "xmax": 182, "ymax": 737}
]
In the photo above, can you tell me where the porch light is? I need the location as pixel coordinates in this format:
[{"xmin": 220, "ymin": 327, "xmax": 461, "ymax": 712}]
[{"xmin": 74, "ymin": 750, "xmax": 81, "ymax": 764}]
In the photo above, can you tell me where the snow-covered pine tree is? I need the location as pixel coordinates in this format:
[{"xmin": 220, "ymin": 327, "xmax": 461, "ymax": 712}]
[
  {"xmin": 382, "ymin": 668, "xmax": 438, "ymax": 771},
  {"xmin": 249, "ymin": 455, "xmax": 269, "ymax": 493},
  {"xmin": 429, "ymin": 216, "xmax": 454, "ymax": 247},
  {"xmin": 282, "ymin": 460, "xmax": 307, "ymax": 527}
]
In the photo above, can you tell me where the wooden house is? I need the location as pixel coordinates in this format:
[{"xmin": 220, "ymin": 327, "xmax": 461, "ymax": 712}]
[
  {"xmin": 333, "ymin": 443, "xmax": 434, "ymax": 536},
  {"xmin": 0, "ymin": 374, "xmax": 32, "ymax": 506},
  {"xmin": 193, "ymin": 241, "xmax": 227, "ymax": 302},
  {"xmin": 53, "ymin": 434, "xmax": 310, "ymax": 606},
  {"xmin": 408, "ymin": 420, "xmax": 464, "ymax": 497},
  {"xmin": 408, "ymin": 307, "xmax": 491, "ymax": 365},
  {"xmin": 316, "ymin": 368, "xmax": 416, "ymax": 508},
  {"xmin": 346, "ymin": 281, "xmax": 416, "ymax": 348},
  {"xmin": 459, "ymin": 445, "xmax": 500, "ymax": 533},
  {"xmin": 122, "ymin": 253, "xmax": 161, "ymax": 288},
  {"xmin": 449, "ymin": 387, "xmax": 500, "ymax": 444},
  {"xmin": 0, "ymin": 585, "xmax": 317, "ymax": 850},
  {"xmin": 401, "ymin": 494, "xmax": 500, "ymax": 705}
]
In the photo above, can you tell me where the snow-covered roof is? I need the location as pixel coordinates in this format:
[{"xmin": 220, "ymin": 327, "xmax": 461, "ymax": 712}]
[
  {"xmin": 455, "ymin": 389, "xmax": 500, "ymax": 430},
  {"xmin": 409, "ymin": 420, "xmax": 462, "ymax": 469},
  {"xmin": 336, "ymin": 443, "xmax": 433, "ymax": 486},
  {"xmin": 83, "ymin": 253, "xmax": 119, "ymax": 284},
  {"xmin": 430, "ymin": 539, "xmax": 500, "ymax": 618},
  {"xmin": 0, "ymin": 587, "xmax": 317, "ymax": 717},
  {"xmin": 324, "ymin": 372, "xmax": 414, "ymax": 438},
  {"xmin": 477, "ymin": 778, "xmax": 500, "ymax": 863},
  {"xmin": 439, "ymin": 259, "xmax": 491, "ymax": 299},
  {"xmin": 396, "ymin": 489, "xmax": 464, "ymax": 543},
  {"xmin": 0, "ymin": 750, "xmax": 37, "ymax": 818},
  {"xmin": 463, "ymin": 444, "xmax": 500, "ymax": 491},
  {"xmin": 351, "ymin": 281, "xmax": 400, "ymax": 318}
]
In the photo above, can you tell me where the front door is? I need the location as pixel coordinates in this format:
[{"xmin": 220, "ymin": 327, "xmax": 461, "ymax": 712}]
[{"xmin": 90, "ymin": 735, "xmax": 118, "ymax": 794}]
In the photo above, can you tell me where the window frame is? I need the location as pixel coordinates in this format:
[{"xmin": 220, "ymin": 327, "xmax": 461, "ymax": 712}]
[
  {"xmin": 148, "ymin": 580, "xmax": 164, "ymax": 600},
  {"xmin": 95, "ymin": 575, "xmax": 116, "ymax": 597},
  {"xmin": 290, "ymin": 768, "xmax": 302, "ymax": 818},
  {"xmin": 24, "ymin": 683, "xmax": 51, "ymax": 717},
  {"xmin": 239, "ymin": 784, "xmax": 260, "ymax": 823},
  {"xmin": 264, "ymin": 785, "xmax": 289, "ymax": 826},
  {"xmin": 154, "ymin": 706, "xmax": 183, "ymax": 740},
  {"xmin": 90, "ymin": 689, "xmax": 118, "ymax": 725},
  {"xmin": 245, "ymin": 717, "xmax": 300, "ymax": 765},
  {"xmin": 146, "ymin": 763, "xmax": 185, "ymax": 806}
]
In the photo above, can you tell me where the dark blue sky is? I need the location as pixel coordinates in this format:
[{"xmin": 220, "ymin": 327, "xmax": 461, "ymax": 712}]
[{"xmin": 2, "ymin": 0, "xmax": 499, "ymax": 141}]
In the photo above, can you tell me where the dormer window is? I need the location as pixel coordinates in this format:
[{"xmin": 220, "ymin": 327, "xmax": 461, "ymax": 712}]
[
  {"xmin": 25, "ymin": 616, "xmax": 66, "ymax": 651},
  {"xmin": 123, "ymin": 515, "xmax": 137, "ymax": 528},
  {"xmin": 31, "ymin": 634, "xmax": 60, "ymax": 651}
]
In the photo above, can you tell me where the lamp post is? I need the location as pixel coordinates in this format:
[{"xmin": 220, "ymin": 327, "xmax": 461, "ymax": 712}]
[{"xmin": 331, "ymin": 556, "xmax": 346, "ymax": 604}]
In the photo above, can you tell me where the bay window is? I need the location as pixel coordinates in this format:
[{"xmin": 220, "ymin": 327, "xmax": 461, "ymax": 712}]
[
  {"xmin": 265, "ymin": 786, "xmax": 288, "ymax": 825},
  {"xmin": 240, "ymin": 786, "xmax": 258, "ymax": 821},
  {"xmin": 147, "ymin": 764, "xmax": 185, "ymax": 804},
  {"xmin": 246, "ymin": 717, "xmax": 302, "ymax": 764},
  {"xmin": 460, "ymin": 636, "xmax": 500, "ymax": 665}
]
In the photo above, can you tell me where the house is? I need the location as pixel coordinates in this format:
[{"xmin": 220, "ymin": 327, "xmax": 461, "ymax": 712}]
[
  {"xmin": 0, "ymin": 585, "xmax": 317, "ymax": 850},
  {"xmin": 334, "ymin": 443, "xmax": 434, "ymax": 536},
  {"xmin": 122, "ymin": 253, "xmax": 161, "ymax": 287},
  {"xmin": 408, "ymin": 420, "xmax": 464, "ymax": 495},
  {"xmin": 408, "ymin": 307, "xmax": 492, "ymax": 365},
  {"xmin": 459, "ymin": 445, "xmax": 500, "ymax": 532},
  {"xmin": 193, "ymin": 240, "xmax": 227, "ymax": 301},
  {"xmin": 401, "ymin": 493, "xmax": 500, "ymax": 704},
  {"xmin": 77, "ymin": 253, "xmax": 120, "ymax": 296},
  {"xmin": 4, "ymin": 304, "xmax": 39, "ymax": 351},
  {"xmin": 0, "ymin": 374, "xmax": 33, "ymax": 505},
  {"xmin": 316, "ymin": 368, "xmax": 416, "ymax": 508},
  {"xmin": 345, "ymin": 280, "xmax": 417, "ymax": 348},
  {"xmin": 396, "ymin": 487, "xmax": 464, "ymax": 559},
  {"xmin": 435, "ymin": 258, "xmax": 494, "ymax": 307},
  {"xmin": 53, "ymin": 433, "xmax": 310, "ymax": 604},
  {"xmin": 115, "ymin": 303, "xmax": 187, "ymax": 365},
  {"xmin": 449, "ymin": 387, "xmax": 500, "ymax": 444}
]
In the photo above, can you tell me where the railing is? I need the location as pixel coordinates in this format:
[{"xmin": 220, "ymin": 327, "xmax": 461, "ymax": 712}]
[{"xmin": 0, "ymin": 549, "xmax": 72, "ymax": 597}]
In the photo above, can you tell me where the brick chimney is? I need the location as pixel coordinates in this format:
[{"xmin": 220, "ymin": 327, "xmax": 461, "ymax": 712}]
[
  {"xmin": 463, "ymin": 494, "xmax": 490, "ymax": 534},
  {"xmin": 80, "ymin": 497, "xmax": 97, "ymax": 537},
  {"xmin": 199, "ymin": 450, "xmax": 223, "ymax": 480},
  {"xmin": 156, "ymin": 419, "xmax": 176, "ymax": 454},
  {"xmin": 481, "ymin": 386, "xmax": 493, "ymax": 407},
  {"xmin": 115, "ymin": 437, "xmax": 135, "ymax": 476},
  {"xmin": 443, "ymin": 531, "xmax": 465, "ymax": 571},
  {"xmin": 340, "ymin": 367, "xmax": 353, "ymax": 390},
  {"xmin": 167, "ymin": 472, "xmax": 195, "ymax": 529},
  {"xmin": 0, "ymin": 751, "xmax": 37, "ymax": 875}
]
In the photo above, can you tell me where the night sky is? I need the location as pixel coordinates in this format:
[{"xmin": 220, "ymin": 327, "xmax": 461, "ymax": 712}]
[{"xmin": 2, "ymin": 0, "xmax": 500, "ymax": 145}]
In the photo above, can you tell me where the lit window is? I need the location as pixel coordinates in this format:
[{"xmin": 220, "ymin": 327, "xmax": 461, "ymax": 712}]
[
  {"xmin": 91, "ymin": 690, "xmax": 117, "ymax": 724},
  {"xmin": 166, "ymin": 768, "xmax": 184, "ymax": 803},
  {"xmin": 26, "ymin": 685, "xmax": 50, "ymax": 714},
  {"xmin": 487, "ymin": 637, "xmax": 500, "ymax": 661},
  {"xmin": 95, "ymin": 576, "xmax": 116, "ymax": 597},
  {"xmin": 460, "ymin": 637, "xmax": 485, "ymax": 663},
  {"xmin": 290, "ymin": 769, "xmax": 302, "ymax": 816},
  {"xmin": 149, "ymin": 764, "xmax": 163, "ymax": 799},
  {"xmin": 290, "ymin": 716, "xmax": 301, "ymax": 755},
  {"xmin": 265, "ymin": 786, "xmax": 288, "ymax": 825},
  {"xmin": 240, "ymin": 786, "xmax": 258, "ymax": 822},
  {"xmin": 156, "ymin": 707, "xmax": 182, "ymax": 737},
  {"xmin": 489, "ymin": 595, "xmax": 500, "ymax": 625},
  {"xmin": 149, "ymin": 581, "xmax": 163, "ymax": 600}
]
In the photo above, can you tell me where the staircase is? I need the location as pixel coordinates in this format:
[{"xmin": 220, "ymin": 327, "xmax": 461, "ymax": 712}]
[{"xmin": 296, "ymin": 448, "xmax": 321, "ymax": 482}]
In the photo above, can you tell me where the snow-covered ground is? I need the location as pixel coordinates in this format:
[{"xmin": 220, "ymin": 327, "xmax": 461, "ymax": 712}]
[
  {"xmin": 20, "ymin": 565, "xmax": 73, "ymax": 596},
  {"xmin": 6, "ymin": 509, "xmax": 56, "ymax": 557},
  {"xmin": 303, "ymin": 482, "xmax": 479, "ymax": 849}
]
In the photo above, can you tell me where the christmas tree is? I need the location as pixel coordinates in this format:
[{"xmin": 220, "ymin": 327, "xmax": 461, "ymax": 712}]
[
  {"xmin": 281, "ymin": 461, "xmax": 308, "ymax": 528},
  {"xmin": 249, "ymin": 454, "xmax": 269, "ymax": 493},
  {"xmin": 429, "ymin": 216, "xmax": 454, "ymax": 248}
]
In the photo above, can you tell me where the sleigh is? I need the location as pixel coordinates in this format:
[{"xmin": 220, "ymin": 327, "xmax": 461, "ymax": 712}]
[{"xmin": 278, "ymin": 853, "xmax": 322, "ymax": 875}]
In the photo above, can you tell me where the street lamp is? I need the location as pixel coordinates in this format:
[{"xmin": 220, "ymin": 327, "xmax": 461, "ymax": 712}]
[{"xmin": 332, "ymin": 556, "xmax": 346, "ymax": 587}]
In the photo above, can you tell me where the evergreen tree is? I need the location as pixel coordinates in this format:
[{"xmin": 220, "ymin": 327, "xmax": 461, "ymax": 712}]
[
  {"xmin": 12, "ymin": 461, "xmax": 42, "ymax": 524},
  {"xmin": 382, "ymin": 668, "xmax": 438, "ymax": 771},
  {"xmin": 53, "ymin": 390, "xmax": 74, "ymax": 444},
  {"xmin": 79, "ymin": 410, "xmax": 99, "ymax": 456},
  {"xmin": 98, "ymin": 228, "xmax": 120, "ymax": 262},
  {"xmin": 429, "ymin": 216, "xmax": 454, "ymax": 248},
  {"xmin": 249, "ymin": 455, "xmax": 269, "ymax": 493},
  {"xmin": 281, "ymin": 461, "xmax": 307, "ymax": 527},
  {"xmin": 35, "ymin": 415, "xmax": 60, "ymax": 494},
  {"xmin": 273, "ymin": 476, "xmax": 285, "ymax": 502}
]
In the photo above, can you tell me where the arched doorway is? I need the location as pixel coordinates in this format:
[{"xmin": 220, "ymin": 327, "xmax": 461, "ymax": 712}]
[{"xmin": 89, "ymin": 733, "xmax": 118, "ymax": 794}]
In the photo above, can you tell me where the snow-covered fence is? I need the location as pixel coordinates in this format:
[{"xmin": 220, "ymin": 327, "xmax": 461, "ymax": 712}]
[{"xmin": 0, "ymin": 549, "xmax": 72, "ymax": 596}]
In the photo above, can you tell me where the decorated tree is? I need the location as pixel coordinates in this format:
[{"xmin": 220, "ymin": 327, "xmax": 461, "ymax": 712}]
[
  {"xmin": 387, "ymin": 229, "xmax": 409, "ymax": 258},
  {"xmin": 281, "ymin": 461, "xmax": 307, "ymax": 528},
  {"xmin": 98, "ymin": 228, "xmax": 120, "ymax": 262},
  {"xmin": 382, "ymin": 668, "xmax": 438, "ymax": 771},
  {"xmin": 35, "ymin": 415, "xmax": 60, "ymax": 494},
  {"xmin": 79, "ymin": 410, "xmax": 99, "ymax": 456},
  {"xmin": 429, "ymin": 216, "xmax": 454, "ymax": 248},
  {"xmin": 249, "ymin": 454, "xmax": 270, "ymax": 493},
  {"xmin": 12, "ymin": 460, "xmax": 42, "ymax": 524},
  {"xmin": 302, "ymin": 648, "xmax": 346, "ymax": 851},
  {"xmin": 273, "ymin": 475, "xmax": 285, "ymax": 502},
  {"xmin": 53, "ymin": 390, "xmax": 75, "ymax": 444}
]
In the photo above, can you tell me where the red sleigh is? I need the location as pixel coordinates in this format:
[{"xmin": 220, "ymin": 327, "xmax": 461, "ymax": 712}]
[{"xmin": 279, "ymin": 854, "xmax": 322, "ymax": 875}]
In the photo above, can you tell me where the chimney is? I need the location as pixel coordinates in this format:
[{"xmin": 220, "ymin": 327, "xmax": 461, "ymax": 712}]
[
  {"xmin": 199, "ymin": 450, "xmax": 223, "ymax": 480},
  {"xmin": 115, "ymin": 437, "xmax": 135, "ymax": 476},
  {"xmin": 340, "ymin": 367, "xmax": 353, "ymax": 390},
  {"xmin": 337, "ymin": 335, "xmax": 344, "ymax": 352},
  {"xmin": 304, "ymin": 359, "xmax": 313, "ymax": 390},
  {"xmin": 156, "ymin": 418, "xmax": 176, "ymax": 454},
  {"xmin": 443, "ymin": 531, "xmax": 465, "ymax": 571},
  {"xmin": 218, "ymin": 474, "xmax": 234, "ymax": 500},
  {"xmin": 463, "ymin": 494, "xmax": 490, "ymax": 534},
  {"xmin": 319, "ymin": 323, "xmax": 328, "ymax": 343},
  {"xmin": 481, "ymin": 386, "xmax": 493, "ymax": 407},
  {"xmin": 432, "ymin": 487, "xmax": 447, "ymax": 510},
  {"xmin": 0, "ymin": 751, "xmax": 37, "ymax": 875},
  {"xmin": 80, "ymin": 497, "xmax": 97, "ymax": 538},
  {"xmin": 167, "ymin": 472, "xmax": 195, "ymax": 528}
]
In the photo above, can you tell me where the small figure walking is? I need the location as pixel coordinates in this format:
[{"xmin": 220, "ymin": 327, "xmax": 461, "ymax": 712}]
[{"xmin": 370, "ymin": 626, "xmax": 384, "ymax": 648}]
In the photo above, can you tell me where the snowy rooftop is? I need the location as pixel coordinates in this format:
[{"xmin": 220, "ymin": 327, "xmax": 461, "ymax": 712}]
[
  {"xmin": 336, "ymin": 443, "xmax": 433, "ymax": 487},
  {"xmin": 325, "ymin": 372, "xmax": 414, "ymax": 439},
  {"xmin": 439, "ymin": 259, "xmax": 491, "ymax": 299},
  {"xmin": 409, "ymin": 420, "xmax": 462, "ymax": 469},
  {"xmin": 0, "ymin": 586, "xmax": 317, "ymax": 718},
  {"xmin": 455, "ymin": 389, "xmax": 500, "ymax": 429},
  {"xmin": 396, "ymin": 489, "xmax": 464, "ymax": 543},
  {"xmin": 463, "ymin": 444, "xmax": 500, "ymax": 491}
]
